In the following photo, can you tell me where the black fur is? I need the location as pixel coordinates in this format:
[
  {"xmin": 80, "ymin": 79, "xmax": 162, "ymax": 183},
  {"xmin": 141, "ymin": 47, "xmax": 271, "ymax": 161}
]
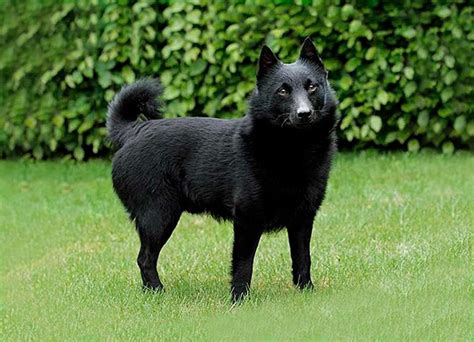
[{"xmin": 107, "ymin": 38, "xmax": 339, "ymax": 302}]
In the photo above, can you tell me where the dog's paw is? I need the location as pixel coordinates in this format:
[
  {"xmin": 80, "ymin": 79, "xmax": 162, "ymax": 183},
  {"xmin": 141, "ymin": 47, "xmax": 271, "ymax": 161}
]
[
  {"xmin": 142, "ymin": 282, "xmax": 164, "ymax": 293},
  {"xmin": 231, "ymin": 285, "xmax": 249, "ymax": 303},
  {"xmin": 296, "ymin": 280, "xmax": 314, "ymax": 291}
]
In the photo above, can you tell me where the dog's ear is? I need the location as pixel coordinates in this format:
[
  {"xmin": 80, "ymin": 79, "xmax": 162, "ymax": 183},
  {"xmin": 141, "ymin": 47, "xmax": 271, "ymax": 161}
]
[
  {"xmin": 257, "ymin": 45, "xmax": 279, "ymax": 79},
  {"xmin": 299, "ymin": 37, "xmax": 325, "ymax": 70}
]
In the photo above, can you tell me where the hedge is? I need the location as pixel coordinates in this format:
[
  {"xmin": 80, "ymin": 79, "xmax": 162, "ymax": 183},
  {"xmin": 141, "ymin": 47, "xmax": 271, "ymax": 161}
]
[{"xmin": 1, "ymin": 0, "xmax": 473, "ymax": 160}]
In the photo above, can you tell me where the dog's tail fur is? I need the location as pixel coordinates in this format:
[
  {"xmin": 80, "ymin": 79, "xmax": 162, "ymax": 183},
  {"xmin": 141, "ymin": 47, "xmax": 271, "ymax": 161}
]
[{"xmin": 107, "ymin": 78, "xmax": 163, "ymax": 148}]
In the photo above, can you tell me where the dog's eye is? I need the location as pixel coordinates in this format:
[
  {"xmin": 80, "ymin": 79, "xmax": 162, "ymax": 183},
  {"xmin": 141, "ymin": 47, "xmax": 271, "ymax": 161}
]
[
  {"xmin": 307, "ymin": 82, "xmax": 318, "ymax": 93},
  {"xmin": 278, "ymin": 87, "xmax": 289, "ymax": 96}
]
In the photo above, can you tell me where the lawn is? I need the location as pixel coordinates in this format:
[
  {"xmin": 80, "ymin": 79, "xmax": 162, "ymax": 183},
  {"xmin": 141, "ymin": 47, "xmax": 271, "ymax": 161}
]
[{"xmin": 1, "ymin": 152, "xmax": 472, "ymax": 340}]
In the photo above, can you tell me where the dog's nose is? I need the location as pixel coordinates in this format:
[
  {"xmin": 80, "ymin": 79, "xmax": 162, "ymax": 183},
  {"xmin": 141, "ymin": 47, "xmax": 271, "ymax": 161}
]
[{"xmin": 296, "ymin": 110, "xmax": 311, "ymax": 120}]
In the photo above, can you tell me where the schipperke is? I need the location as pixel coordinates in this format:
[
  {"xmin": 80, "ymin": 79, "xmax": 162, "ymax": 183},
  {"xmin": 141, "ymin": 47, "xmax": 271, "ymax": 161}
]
[{"xmin": 107, "ymin": 37, "xmax": 338, "ymax": 302}]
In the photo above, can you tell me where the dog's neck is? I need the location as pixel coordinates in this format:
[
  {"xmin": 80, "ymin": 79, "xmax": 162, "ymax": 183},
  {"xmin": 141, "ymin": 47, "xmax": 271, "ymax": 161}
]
[
  {"xmin": 237, "ymin": 115, "xmax": 336, "ymax": 167},
  {"xmin": 242, "ymin": 111, "xmax": 338, "ymax": 144}
]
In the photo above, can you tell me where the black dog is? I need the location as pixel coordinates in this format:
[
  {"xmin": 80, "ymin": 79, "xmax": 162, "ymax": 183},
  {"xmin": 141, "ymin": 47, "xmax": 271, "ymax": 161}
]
[{"xmin": 107, "ymin": 38, "xmax": 338, "ymax": 302}]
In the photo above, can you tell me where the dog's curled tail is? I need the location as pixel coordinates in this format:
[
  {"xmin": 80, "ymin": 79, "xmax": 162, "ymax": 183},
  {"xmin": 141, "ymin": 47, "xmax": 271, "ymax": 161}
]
[{"xmin": 107, "ymin": 78, "xmax": 163, "ymax": 148}]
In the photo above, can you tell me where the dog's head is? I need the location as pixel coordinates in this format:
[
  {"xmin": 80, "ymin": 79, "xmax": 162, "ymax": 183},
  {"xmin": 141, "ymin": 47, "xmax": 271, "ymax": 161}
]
[{"xmin": 249, "ymin": 38, "xmax": 337, "ymax": 130}]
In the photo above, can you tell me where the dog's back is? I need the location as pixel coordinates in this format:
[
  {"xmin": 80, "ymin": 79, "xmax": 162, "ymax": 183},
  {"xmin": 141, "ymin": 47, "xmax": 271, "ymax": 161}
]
[{"xmin": 111, "ymin": 113, "xmax": 242, "ymax": 221}]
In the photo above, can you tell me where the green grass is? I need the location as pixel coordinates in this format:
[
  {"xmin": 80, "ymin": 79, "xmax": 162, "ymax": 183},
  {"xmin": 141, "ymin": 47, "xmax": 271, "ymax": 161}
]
[{"xmin": 1, "ymin": 152, "xmax": 472, "ymax": 340}]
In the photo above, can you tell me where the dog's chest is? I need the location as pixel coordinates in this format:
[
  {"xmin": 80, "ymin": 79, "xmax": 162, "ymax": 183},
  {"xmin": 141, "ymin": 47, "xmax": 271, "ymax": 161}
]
[{"xmin": 255, "ymin": 170, "xmax": 313, "ymax": 228}]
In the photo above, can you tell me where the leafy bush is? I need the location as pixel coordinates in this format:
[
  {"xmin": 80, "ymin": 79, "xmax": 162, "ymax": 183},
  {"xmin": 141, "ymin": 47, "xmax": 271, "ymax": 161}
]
[{"xmin": 1, "ymin": 0, "xmax": 472, "ymax": 159}]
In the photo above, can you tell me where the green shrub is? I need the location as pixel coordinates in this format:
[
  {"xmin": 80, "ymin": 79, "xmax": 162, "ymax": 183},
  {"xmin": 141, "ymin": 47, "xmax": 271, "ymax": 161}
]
[{"xmin": 1, "ymin": 0, "xmax": 472, "ymax": 159}]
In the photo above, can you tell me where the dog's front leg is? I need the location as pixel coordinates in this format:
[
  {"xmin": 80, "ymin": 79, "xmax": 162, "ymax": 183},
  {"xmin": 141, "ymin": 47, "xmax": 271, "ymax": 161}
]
[
  {"xmin": 287, "ymin": 217, "xmax": 315, "ymax": 290},
  {"xmin": 230, "ymin": 222, "xmax": 262, "ymax": 303}
]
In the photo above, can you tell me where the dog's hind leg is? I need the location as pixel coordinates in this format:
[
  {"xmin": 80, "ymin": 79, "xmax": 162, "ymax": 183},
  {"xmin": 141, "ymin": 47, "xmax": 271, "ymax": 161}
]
[{"xmin": 136, "ymin": 200, "xmax": 181, "ymax": 291}]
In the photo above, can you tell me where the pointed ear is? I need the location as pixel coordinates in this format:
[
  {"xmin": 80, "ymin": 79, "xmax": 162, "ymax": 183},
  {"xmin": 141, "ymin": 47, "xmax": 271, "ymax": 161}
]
[
  {"xmin": 257, "ymin": 45, "xmax": 279, "ymax": 79},
  {"xmin": 299, "ymin": 37, "xmax": 325, "ymax": 70}
]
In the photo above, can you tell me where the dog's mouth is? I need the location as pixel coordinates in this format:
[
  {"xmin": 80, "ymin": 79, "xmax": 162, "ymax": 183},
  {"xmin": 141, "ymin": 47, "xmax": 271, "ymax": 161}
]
[
  {"xmin": 290, "ymin": 111, "xmax": 320, "ymax": 128},
  {"xmin": 276, "ymin": 110, "xmax": 324, "ymax": 129}
]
